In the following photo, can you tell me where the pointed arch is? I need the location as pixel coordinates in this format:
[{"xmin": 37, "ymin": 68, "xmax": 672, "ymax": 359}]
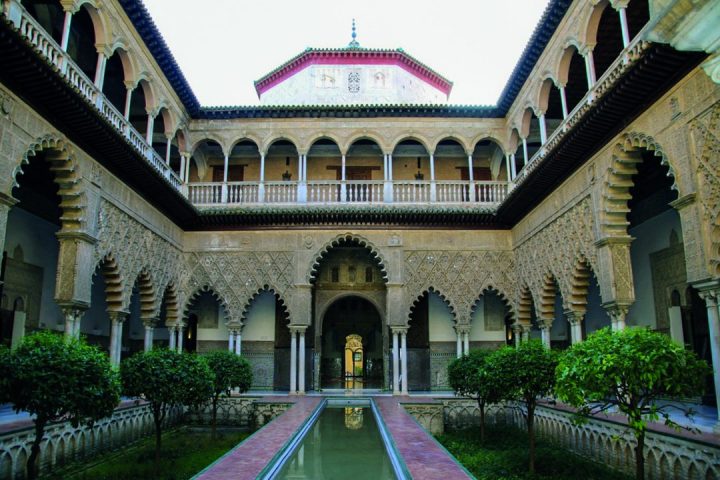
[
  {"xmin": 407, "ymin": 287, "xmax": 458, "ymax": 325},
  {"xmin": 13, "ymin": 135, "xmax": 86, "ymax": 231},
  {"xmin": 240, "ymin": 284, "xmax": 290, "ymax": 323},
  {"xmin": 133, "ymin": 268, "xmax": 156, "ymax": 321},
  {"xmin": 601, "ymin": 132, "xmax": 679, "ymax": 237},
  {"xmin": 96, "ymin": 253, "xmax": 123, "ymax": 312},
  {"xmin": 308, "ymin": 234, "xmax": 388, "ymax": 283},
  {"xmin": 182, "ymin": 285, "xmax": 231, "ymax": 325}
]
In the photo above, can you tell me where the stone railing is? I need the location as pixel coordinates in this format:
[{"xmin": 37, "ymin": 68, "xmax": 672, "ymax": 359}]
[
  {"xmin": 2, "ymin": 0, "xmax": 183, "ymax": 192},
  {"xmin": 419, "ymin": 399, "xmax": 720, "ymax": 480},
  {"xmin": 188, "ymin": 180, "xmax": 510, "ymax": 207},
  {"xmin": 0, "ymin": 401, "xmax": 182, "ymax": 480},
  {"xmin": 185, "ymin": 397, "xmax": 292, "ymax": 430},
  {"xmin": 513, "ymin": 29, "xmax": 652, "ymax": 187}
]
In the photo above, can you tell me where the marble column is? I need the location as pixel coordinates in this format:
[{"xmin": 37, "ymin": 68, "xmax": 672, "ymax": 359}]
[
  {"xmin": 538, "ymin": 113, "xmax": 547, "ymax": 144},
  {"xmin": 522, "ymin": 138, "xmax": 529, "ymax": 167},
  {"xmin": 62, "ymin": 307, "xmax": 84, "ymax": 340},
  {"xmin": 400, "ymin": 328, "xmax": 408, "ymax": 395},
  {"xmin": 228, "ymin": 329, "xmax": 235, "ymax": 352},
  {"xmin": 697, "ymin": 284, "xmax": 720, "ymax": 432},
  {"xmin": 235, "ymin": 330, "xmax": 242, "ymax": 355},
  {"xmin": 93, "ymin": 52, "xmax": 107, "ymax": 90},
  {"xmin": 60, "ymin": 10, "xmax": 73, "ymax": 52},
  {"xmin": 108, "ymin": 312, "xmax": 127, "ymax": 366},
  {"xmin": 143, "ymin": 319, "xmax": 155, "ymax": 352},
  {"xmin": 290, "ymin": 327, "xmax": 298, "ymax": 394},
  {"xmin": 123, "ymin": 85, "xmax": 133, "ymax": 120},
  {"xmin": 540, "ymin": 323, "xmax": 552, "ymax": 348},
  {"xmin": 559, "ymin": 85, "xmax": 569, "ymax": 119},
  {"xmin": 566, "ymin": 310, "xmax": 584, "ymax": 344},
  {"xmin": 177, "ymin": 326, "xmax": 185, "ymax": 352},
  {"xmin": 583, "ymin": 49, "xmax": 597, "ymax": 89},
  {"xmin": 455, "ymin": 327, "xmax": 462, "ymax": 358},
  {"xmin": 298, "ymin": 326, "xmax": 306, "ymax": 394},
  {"xmin": 618, "ymin": 6, "xmax": 630, "ymax": 48},
  {"xmin": 606, "ymin": 304, "xmax": 628, "ymax": 332},
  {"xmin": 463, "ymin": 329, "xmax": 470, "ymax": 355},
  {"xmin": 169, "ymin": 326, "xmax": 176, "ymax": 351},
  {"xmin": 392, "ymin": 329, "xmax": 400, "ymax": 395}
]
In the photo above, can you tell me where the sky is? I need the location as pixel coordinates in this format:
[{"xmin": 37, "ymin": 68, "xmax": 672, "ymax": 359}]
[{"xmin": 141, "ymin": 0, "xmax": 549, "ymax": 107}]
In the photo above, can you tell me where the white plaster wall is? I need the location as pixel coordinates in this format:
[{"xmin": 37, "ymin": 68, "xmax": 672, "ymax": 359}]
[
  {"xmin": 627, "ymin": 209, "xmax": 683, "ymax": 328},
  {"xmin": 4, "ymin": 208, "xmax": 62, "ymax": 329},
  {"xmin": 196, "ymin": 300, "xmax": 229, "ymax": 341},
  {"xmin": 428, "ymin": 293, "xmax": 455, "ymax": 341},
  {"xmin": 243, "ymin": 291, "xmax": 276, "ymax": 342},
  {"xmin": 469, "ymin": 297, "xmax": 506, "ymax": 342},
  {"xmin": 83, "ymin": 272, "xmax": 110, "ymax": 335},
  {"xmin": 261, "ymin": 64, "xmax": 447, "ymax": 105}
]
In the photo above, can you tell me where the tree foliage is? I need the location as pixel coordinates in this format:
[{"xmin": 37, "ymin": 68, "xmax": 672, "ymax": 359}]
[
  {"xmin": 491, "ymin": 340, "xmax": 557, "ymax": 474},
  {"xmin": 203, "ymin": 350, "xmax": 253, "ymax": 437},
  {"xmin": 555, "ymin": 327, "xmax": 710, "ymax": 480},
  {"xmin": 3, "ymin": 331, "xmax": 121, "ymax": 479},
  {"xmin": 447, "ymin": 349, "xmax": 503, "ymax": 442},
  {"xmin": 121, "ymin": 349, "xmax": 214, "ymax": 462}
]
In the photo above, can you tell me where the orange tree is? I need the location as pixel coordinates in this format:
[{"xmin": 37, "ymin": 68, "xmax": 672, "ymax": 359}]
[
  {"xmin": 203, "ymin": 350, "xmax": 253, "ymax": 437},
  {"xmin": 555, "ymin": 327, "xmax": 709, "ymax": 480}
]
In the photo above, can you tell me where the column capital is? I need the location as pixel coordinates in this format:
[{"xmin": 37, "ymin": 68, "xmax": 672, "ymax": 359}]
[
  {"xmin": 108, "ymin": 310, "xmax": 129, "ymax": 323},
  {"xmin": 454, "ymin": 324, "xmax": 471, "ymax": 335},
  {"xmin": 512, "ymin": 323, "xmax": 529, "ymax": 334},
  {"xmin": 696, "ymin": 281, "xmax": 720, "ymax": 305},
  {"xmin": 142, "ymin": 317, "xmax": 159, "ymax": 328},
  {"xmin": 289, "ymin": 325, "xmax": 307, "ymax": 334},
  {"xmin": 390, "ymin": 326, "xmax": 408, "ymax": 335},
  {"xmin": 603, "ymin": 302, "xmax": 630, "ymax": 321},
  {"xmin": 564, "ymin": 309, "xmax": 585, "ymax": 325}
]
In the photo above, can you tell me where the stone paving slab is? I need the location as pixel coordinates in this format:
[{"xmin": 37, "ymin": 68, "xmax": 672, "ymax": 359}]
[
  {"xmin": 374, "ymin": 396, "xmax": 473, "ymax": 480},
  {"xmin": 195, "ymin": 396, "xmax": 321, "ymax": 480}
]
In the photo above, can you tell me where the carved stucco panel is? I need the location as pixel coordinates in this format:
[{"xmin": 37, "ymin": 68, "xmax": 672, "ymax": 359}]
[
  {"xmin": 404, "ymin": 250, "xmax": 516, "ymax": 323},
  {"xmin": 516, "ymin": 196, "xmax": 598, "ymax": 312},
  {"xmin": 94, "ymin": 200, "xmax": 183, "ymax": 313},
  {"xmin": 690, "ymin": 101, "xmax": 720, "ymax": 276},
  {"xmin": 180, "ymin": 251, "xmax": 295, "ymax": 322}
]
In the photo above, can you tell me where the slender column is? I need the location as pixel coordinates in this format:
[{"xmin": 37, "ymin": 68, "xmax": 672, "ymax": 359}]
[
  {"xmin": 228, "ymin": 329, "xmax": 235, "ymax": 352},
  {"xmin": 584, "ymin": 49, "xmax": 597, "ymax": 89},
  {"xmin": 235, "ymin": 331, "xmax": 242, "ymax": 355},
  {"xmin": 145, "ymin": 113, "xmax": 155, "ymax": 144},
  {"xmin": 108, "ymin": 312, "xmax": 127, "ymax": 366},
  {"xmin": 387, "ymin": 153, "xmax": 393, "ymax": 181},
  {"xmin": 169, "ymin": 326, "xmax": 176, "ymax": 350},
  {"xmin": 223, "ymin": 154, "xmax": 229, "ymax": 182},
  {"xmin": 384, "ymin": 154, "xmax": 394, "ymax": 202},
  {"xmin": 143, "ymin": 323, "xmax": 154, "ymax": 352},
  {"xmin": 340, "ymin": 154, "xmax": 347, "ymax": 202},
  {"xmin": 540, "ymin": 323, "xmax": 551, "ymax": 348},
  {"xmin": 521, "ymin": 327, "xmax": 530, "ymax": 343},
  {"xmin": 606, "ymin": 304, "xmax": 628, "ymax": 332},
  {"xmin": 298, "ymin": 154, "xmax": 304, "ymax": 182},
  {"xmin": 60, "ymin": 10, "xmax": 73, "ymax": 52},
  {"xmin": 298, "ymin": 327, "xmax": 306, "ymax": 394},
  {"xmin": 221, "ymin": 154, "xmax": 229, "ymax": 203},
  {"xmin": 504, "ymin": 154, "xmax": 511, "ymax": 181},
  {"xmin": 538, "ymin": 113, "xmax": 547, "ymax": 144},
  {"xmin": 289, "ymin": 327, "xmax": 298, "ymax": 393},
  {"xmin": 185, "ymin": 153, "xmax": 192, "ymax": 182},
  {"xmin": 179, "ymin": 155, "xmax": 187, "ymax": 182},
  {"xmin": 618, "ymin": 7, "xmax": 630, "ymax": 48},
  {"xmin": 697, "ymin": 287, "xmax": 720, "ymax": 432},
  {"xmin": 400, "ymin": 329, "xmax": 408, "ymax": 395},
  {"xmin": 392, "ymin": 330, "xmax": 400, "ymax": 395},
  {"xmin": 177, "ymin": 326, "xmax": 185, "ymax": 352},
  {"xmin": 62, "ymin": 307, "xmax": 84, "ymax": 340},
  {"xmin": 467, "ymin": 154, "xmax": 474, "ymax": 181},
  {"xmin": 522, "ymin": 138, "xmax": 529, "ymax": 166},
  {"xmin": 303, "ymin": 154, "xmax": 307, "ymax": 182},
  {"xmin": 510, "ymin": 153, "xmax": 517, "ymax": 179},
  {"xmin": 93, "ymin": 52, "xmax": 108, "ymax": 89},
  {"xmin": 164, "ymin": 136, "xmax": 172, "ymax": 164},
  {"xmin": 559, "ymin": 86, "xmax": 569, "ymax": 119},
  {"xmin": 123, "ymin": 87, "xmax": 133, "ymax": 120},
  {"xmin": 463, "ymin": 331, "xmax": 470, "ymax": 355},
  {"xmin": 455, "ymin": 328, "xmax": 462, "ymax": 358},
  {"xmin": 297, "ymin": 154, "xmax": 307, "ymax": 203},
  {"xmin": 513, "ymin": 324, "xmax": 522, "ymax": 347},
  {"xmin": 566, "ymin": 311, "xmax": 584, "ymax": 344}
]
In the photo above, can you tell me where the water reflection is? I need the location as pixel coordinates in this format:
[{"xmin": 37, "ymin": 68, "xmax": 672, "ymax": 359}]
[{"xmin": 344, "ymin": 407, "xmax": 363, "ymax": 430}]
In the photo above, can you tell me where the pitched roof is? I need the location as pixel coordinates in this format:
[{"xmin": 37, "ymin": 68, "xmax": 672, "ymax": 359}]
[{"xmin": 253, "ymin": 47, "xmax": 454, "ymax": 98}]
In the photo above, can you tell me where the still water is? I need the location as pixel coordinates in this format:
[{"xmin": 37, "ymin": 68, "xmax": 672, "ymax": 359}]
[{"xmin": 278, "ymin": 406, "xmax": 395, "ymax": 479}]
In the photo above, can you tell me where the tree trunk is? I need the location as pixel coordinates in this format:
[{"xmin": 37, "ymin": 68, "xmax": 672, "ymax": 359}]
[
  {"xmin": 212, "ymin": 395, "xmax": 218, "ymax": 439},
  {"xmin": 478, "ymin": 401, "xmax": 485, "ymax": 443},
  {"xmin": 527, "ymin": 403, "xmax": 535, "ymax": 474},
  {"xmin": 635, "ymin": 430, "xmax": 645, "ymax": 480},
  {"xmin": 26, "ymin": 418, "xmax": 46, "ymax": 480}
]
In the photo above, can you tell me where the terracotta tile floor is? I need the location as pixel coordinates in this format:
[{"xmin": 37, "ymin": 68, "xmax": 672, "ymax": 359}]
[
  {"xmin": 375, "ymin": 396, "xmax": 472, "ymax": 480},
  {"xmin": 195, "ymin": 396, "xmax": 322, "ymax": 480}
]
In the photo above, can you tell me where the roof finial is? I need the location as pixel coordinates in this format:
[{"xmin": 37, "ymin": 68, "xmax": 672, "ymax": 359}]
[{"xmin": 348, "ymin": 19, "xmax": 360, "ymax": 48}]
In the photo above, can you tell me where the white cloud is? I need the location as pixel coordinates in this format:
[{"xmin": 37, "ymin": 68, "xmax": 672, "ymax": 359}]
[{"xmin": 142, "ymin": 0, "xmax": 549, "ymax": 106}]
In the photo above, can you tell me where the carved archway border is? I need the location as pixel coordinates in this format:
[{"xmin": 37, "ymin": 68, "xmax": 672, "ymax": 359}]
[
  {"xmin": 96, "ymin": 253, "xmax": 124, "ymax": 313},
  {"xmin": 308, "ymin": 233, "xmax": 388, "ymax": 284},
  {"xmin": 15, "ymin": 135, "xmax": 86, "ymax": 231},
  {"xmin": 317, "ymin": 291, "xmax": 386, "ymax": 335},
  {"xmin": 516, "ymin": 285, "xmax": 534, "ymax": 327},
  {"xmin": 160, "ymin": 281, "xmax": 180, "ymax": 325},
  {"xmin": 469, "ymin": 285, "xmax": 516, "ymax": 324},
  {"xmin": 601, "ymin": 132, "xmax": 679, "ymax": 237},
  {"xmin": 133, "ymin": 268, "xmax": 156, "ymax": 321},
  {"xmin": 181, "ymin": 285, "xmax": 232, "ymax": 326},
  {"xmin": 406, "ymin": 287, "xmax": 458, "ymax": 326},
  {"xmin": 240, "ymin": 285, "xmax": 290, "ymax": 325}
]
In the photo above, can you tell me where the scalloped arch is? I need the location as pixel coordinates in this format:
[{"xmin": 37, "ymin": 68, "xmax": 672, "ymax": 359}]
[
  {"xmin": 132, "ymin": 268, "xmax": 156, "ymax": 321},
  {"xmin": 182, "ymin": 285, "xmax": 231, "ymax": 326},
  {"xmin": 14, "ymin": 135, "xmax": 86, "ymax": 232},
  {"xmin": 601, "ymin": 132, "xmax": 679, "ymax": 237},
  {"xmin": 469, "ymin": 285, "xmax": 515, "ymax": 320},
  {"xmin": 95, "ymin": 253, "xmax": 124, "ymax": 313},
  {"xmin": 307, "ymin": 234, "xmax": 388, "ymax": 284},
  {"xmin": 406, "ymin": 287, "xmax": 458, "ymax": 325},
  {"xmin": 240, "ymin": 284, "xmax": 290, "ymax": 324}
]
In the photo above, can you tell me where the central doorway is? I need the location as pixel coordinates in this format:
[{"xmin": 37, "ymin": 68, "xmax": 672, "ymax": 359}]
[{"xmin": 321, "ymin": 296, "xmax": 383, "ymax": 389}]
